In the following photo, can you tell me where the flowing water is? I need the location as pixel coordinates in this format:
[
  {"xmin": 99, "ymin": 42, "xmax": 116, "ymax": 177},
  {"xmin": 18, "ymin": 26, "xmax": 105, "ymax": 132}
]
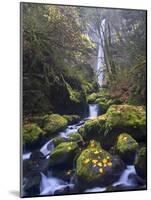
[
  {"xmin": 97, "ymin": 19, "xmax": 106, "ymax": 86},
  {"xmin": 88, "ymin": 104, "xmax": 99, "ymax": 119},
  {"xmin": 22, "ymin": 104, "xmax": 141, "ymax": 196}
]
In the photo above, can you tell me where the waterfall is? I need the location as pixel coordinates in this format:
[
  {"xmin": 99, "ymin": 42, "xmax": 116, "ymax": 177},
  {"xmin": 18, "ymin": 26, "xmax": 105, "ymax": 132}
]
[
  {"xmin": 97, "ymin": 19, "xmax": 106, "ymax": 86},
  {"xmin": 88, "ymin": 104, "xmax": 99, "ymax": 119},
  {"xmin": 113, "ymin": 165, "xmax": 137, "ymax": 187},
  {"xmin": 40, "ymin": 172, "xmax": 68, "ymax": 195}
]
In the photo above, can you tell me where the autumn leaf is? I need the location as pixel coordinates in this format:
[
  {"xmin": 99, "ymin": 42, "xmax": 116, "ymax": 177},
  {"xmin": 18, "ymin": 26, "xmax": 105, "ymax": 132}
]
[
  {"xmin": 92, "ymin": 159, "xmax": 98, "ymax": 164},
  {"xmin": 99, "ymin": 168, "xmax": 103, "ymax": 173},
  {"xmin": 84, "ymin": 158, "xmax": 90, "ymax": 164},
  {"xmin": 102, "ymin": 158, "xmax": 107, "ymax": 164}
]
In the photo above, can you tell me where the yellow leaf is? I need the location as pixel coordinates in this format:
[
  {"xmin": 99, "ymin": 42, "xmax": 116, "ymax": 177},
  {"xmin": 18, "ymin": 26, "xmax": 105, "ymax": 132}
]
[
  {"xmin": 123, "ymin": 137, "xmax": 127, "ymax": 141},
  {"xmin": 99, "ymin": 168, "xmax": 103, "ymax": 173},
  {"xmin": 84, "ymin": 159, "xmax": 90, "ymax": 164},
  {"xmin": 92, "ymin": 159, "xmax": 98, "ymax": 164},
  {"xmin": 102, "ymin": 158, "xmax": 107, "ymax": 164},
  {"xmin": 104, "ymin": 163, "xmax": 107, "ymax": 167},
  {"xmin": 97, "ymin": 162, "xmax": 102, "ymax": 167},
  {"xmin": 107, "ymin": 156, "xmax": 110, "ymax": 159},
  {"xmin": 108, "ymin": 162, "xmax": 112, "ymax": 166},
  {"xmin": 94, "ymin": 150, "xmax": 99, "ymax": 154},
  {"xmin": 68, "ymin": 147, "xmax": 72, "ymax": 150}
]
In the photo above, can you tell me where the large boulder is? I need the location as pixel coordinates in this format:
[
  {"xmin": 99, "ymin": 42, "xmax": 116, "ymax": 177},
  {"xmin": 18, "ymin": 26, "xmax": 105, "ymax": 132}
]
[
  {"xmin": 49, "ymin": 142, "xmax": 79, "ymax": 167},
  {"xmin": 76, "ymin": 140, "xmax": 125, "ymax": 190},
  {"xmin": 79, "ymin": 105, "xmax": 146, "ymax": 149},
  {"xmin": 23, "ymin": 123, "xmax": 44, "ymax": 146},
  {"xmin": 116, "ymin": 133, "xmax": 138, "ymax": 164},
  {"xmin": 43, "ymin": 114, "xmax": 67, "ymax": 135},
  {"xmin": 134, "ymin": 147, "xmax": 147, "ymax": 179}
]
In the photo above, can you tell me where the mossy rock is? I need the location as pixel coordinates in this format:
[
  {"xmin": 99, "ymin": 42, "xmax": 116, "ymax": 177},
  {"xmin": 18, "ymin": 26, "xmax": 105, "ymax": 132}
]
[
  {"xmin": 63, "ymin": 115, "xmax": 80, "ymax": 125},
  {"xmin": 87, "ymin": 93, "xmax": 98, "ymax": 103},
  {"xmin": 116, "ymin": 133, "xmax": 138, "ymax": 164},
  {"xmin": 43, "ymin": 114, "xmax": 67, "ymax": 135},
  {"xmin": 49, "ymin": 142, "xmax": 79, "ymax": 167},
  {"xmin": 53, "ymin": 133, "xmax": 83, "ymax": 147},
  {"xmin": 79, "ymin": 104, "xmax": 146, "ymax": 150},
  {"xmin": 23, "ymin": 123, "xmax": 44, "ymax": 146},
  {"xmin": 78, "ymin": 115, "xmax": 106, "ymax": 144},
  {"xmin": 76, "ymin": 140, "xmax": 125, "ymax": 190},
  {"xmin": 134, "ymin": 147, "xmax": 147, "ymax": 179}
]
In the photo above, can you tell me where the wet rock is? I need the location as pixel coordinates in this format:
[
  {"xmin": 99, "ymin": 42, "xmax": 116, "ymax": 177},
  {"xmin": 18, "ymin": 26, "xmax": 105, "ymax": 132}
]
[
  {"xmin": 134, "ymin": 147, "xmax": 147, "ymax": 179},
  {"xmin": 76, "ymin": 140, "xmax": 125, "ymax": 190},
  {"xmin": 115, "ymin": 133, "xmax": 138, "ymax": 164},
  {"xmin": 49, "ymin": 142, "xmax": 79, "ymax": 167},
  {"xmin": 23, "ymin": 172, "xmax": 41, "ymax": 196}
]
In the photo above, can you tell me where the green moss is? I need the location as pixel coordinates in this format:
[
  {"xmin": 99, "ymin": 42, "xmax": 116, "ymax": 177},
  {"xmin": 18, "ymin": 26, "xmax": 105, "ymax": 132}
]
[
  {"xmin": 23, "ymin": 123, "xmax": 44, "ymax": 145},
  {"xmin": 87, "ymin": 93, "xmax": 97, "ymax": 103},
  {"xmin": 79, "ymin": 105, "xmax": 146, "ymax": 149},
  {"xmin": 49, "ymin": 142, "xmax": 79, "ymax": 166},
  {"xmin": 63, "ymin": 115, "xmax": 80, "ymax": 125},
  {"xmin": 79, "ymin": 115, "xmax": 106, "ymax": 141},
  {"xmin": 134, "ymin": 147, "xmax": 147, "ymax": 179},
  {"xmin": 106, "ymin": 105, "xmax": 146, "ymax": 128},
  {"xmin": 116, "ymin": 133, "xmax": 138, "ymax": 163},
  {"xmin": 43, "ymin": 114, "xmax": 67, "ymax": 135},
  {"xmin": 76, "ymin": 140, "xmax": 124, "ymax": 188},
  {"xmin": 76, "ymin": 140, "xmax": 111, "ymax": 183},
  {"xmin": 53, "ymin": 133, "xmax": 83, "ymax": 147}
]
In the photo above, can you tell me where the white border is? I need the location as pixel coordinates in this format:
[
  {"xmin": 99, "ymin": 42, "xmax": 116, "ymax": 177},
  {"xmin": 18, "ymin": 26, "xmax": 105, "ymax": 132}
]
[{"xmin": 0, "ymin": 0, "xmax": 150, "ymax": 199}]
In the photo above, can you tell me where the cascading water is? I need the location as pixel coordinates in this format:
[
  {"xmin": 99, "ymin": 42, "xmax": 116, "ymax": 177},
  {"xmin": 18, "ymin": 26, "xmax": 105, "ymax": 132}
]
[
  {"xmin": 113, "ymin": 165, "xmax": 137, "ymax": 187},
  {"xmin": 88, "ymin": 104, "xmax": 99, "ymax": 119},
  {"xmin": 40, "ymin": 172, "xmax": 68, "ymax": 195},
  {"xmin": 97, "ymin": 19, "xmax": 106, "ymax": 86}
]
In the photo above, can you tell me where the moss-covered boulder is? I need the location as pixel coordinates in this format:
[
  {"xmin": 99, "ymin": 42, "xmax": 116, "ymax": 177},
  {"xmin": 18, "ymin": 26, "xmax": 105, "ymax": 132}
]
[
  {"xmin": 53, "ymin": 133, "xmax": 83, "ymax": 147},
  {"xmin": 79, "ymin": 105, "xmax": 146, "ymax": 149},
  {"xmin": 23, "ymin": 123, "xmax": 44, "ymax": 146},
  {"xmin": 116, "ymin": 133, "xmax": 138, "ymax": 164},
  {"xmin": 78, "ymin": 115, "xmax": 106, "ymax": 141},
  {"xmin": 49, "ymin": 142, "xmax": 79, "ymax": 167},
  {"xmin": 134, "ymin": 147, "xmax": 147, "ymax": 179},
  {"xmin": 87, "ymin": 93, "xmax": 97, "ymax": 103},
  {"xmin": 63, "ymin": 115, "xmax": 80, "ymax": 125},
  {"xmin": 76, "ymin": 140, "xmax": 125, "ymax": 190},
  {"xmin": 43, "ymin": 114, "xmax": 67, "ymax": 135}
]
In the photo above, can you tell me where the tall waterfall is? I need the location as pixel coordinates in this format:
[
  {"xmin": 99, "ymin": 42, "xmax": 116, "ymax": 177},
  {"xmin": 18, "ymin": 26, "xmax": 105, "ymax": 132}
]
[{"xmin": 97, "ymin": 19, "xmax": 106, "ymax": 86}]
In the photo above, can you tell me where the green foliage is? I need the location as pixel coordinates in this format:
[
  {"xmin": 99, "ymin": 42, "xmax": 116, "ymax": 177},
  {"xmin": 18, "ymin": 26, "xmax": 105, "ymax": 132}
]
[{"xmin": 22, "ymin": 3, "xmax": 97, "ymax": 116}]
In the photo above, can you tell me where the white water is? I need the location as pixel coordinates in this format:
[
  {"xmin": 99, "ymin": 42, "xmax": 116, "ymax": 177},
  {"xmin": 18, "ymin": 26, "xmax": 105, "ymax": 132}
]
[
  {"xmin": 23, "ymin": 152, "xmax": 31, "ymax": 160},
  {"xmin": 97, "ymin": 19, "xmax": 106, "ymax": 86},
  {"xmin": 88, "ymin": 104, "xmax": 99, "ymax": 119},
  {"xmin": 113, "ymin": 165, "xmax": 137, "ymax": 187},
  {"xmin": 40, "ymin": 172, "xmax": 69, "ymax": 195},
  {"xmin": 40, "ymin": 139, "xmax": 54, "ymax": 156}
]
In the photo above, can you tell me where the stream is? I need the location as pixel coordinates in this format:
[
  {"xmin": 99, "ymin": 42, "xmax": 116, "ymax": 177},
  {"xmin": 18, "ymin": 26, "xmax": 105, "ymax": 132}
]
[{"xmin": 22, "ymin": 104, "xmax": 142, "ymax": 196}]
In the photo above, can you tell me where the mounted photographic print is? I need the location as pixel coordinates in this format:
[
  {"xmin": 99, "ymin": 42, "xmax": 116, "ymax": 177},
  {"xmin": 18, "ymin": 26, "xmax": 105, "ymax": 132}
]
[{"xmin": 20, "ymin": 2, "xmax": 147, "ymax": 198}]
